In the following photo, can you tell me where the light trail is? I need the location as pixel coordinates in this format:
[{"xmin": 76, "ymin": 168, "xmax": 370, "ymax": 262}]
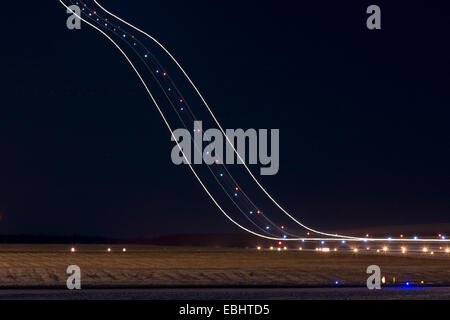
[
  {"xmin": 58, "ymin": 0, "xmax": 450, "ymax": 243},
  {"xmin": 58, "ymin": 0, "xmax": 336, "ymax": 242},
  {"xmin": 89, "ymin": 0, "xmax": 362, "ymax": 240}
]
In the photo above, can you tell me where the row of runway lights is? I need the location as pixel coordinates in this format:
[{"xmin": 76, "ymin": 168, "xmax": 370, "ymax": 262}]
[
  {"xmin": 333, "ymin": 278, "xmax": 426, "ymax": 288},
  {"xmin": 256, "ymin": 246, "xmax": 450, "ymax": 255},
  {"xmin": 67, "ymin": 246, "xmax": 450, "ymax": 254},
  {"xmin": 70, "ymin": 247, "xmax": 127, "ymax": 253}
]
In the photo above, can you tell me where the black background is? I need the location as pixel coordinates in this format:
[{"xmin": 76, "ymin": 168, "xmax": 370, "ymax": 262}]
[{"xmin": 0, "ymin": 1, "xmax": 449, "ymax": 237}]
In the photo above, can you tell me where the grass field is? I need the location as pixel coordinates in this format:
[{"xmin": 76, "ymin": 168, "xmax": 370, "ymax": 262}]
[{"xmin": 0, "ymin": 245, "xmax": 449, "ymax": 288}]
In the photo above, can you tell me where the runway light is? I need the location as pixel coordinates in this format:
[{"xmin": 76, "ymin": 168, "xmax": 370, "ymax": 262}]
[
  {"xmin": 299, "ymin": 247, "xmax": 303, "ymax": 251},
  {"xmin": 341, "ymin": 240, "xmax": 346, "ymax": 244},
  {"xmin": 413, "ymin": 236, "xmax": 418, "ymax": 240},
  {"xmin": 401, "ymin": 247, "xmax": 407, "ymax": 254},
  {"xmin": 353, "ymin": 248, "xmax": 359, "ymax": 253},
  {"xmin": 257, "ymin": 246, "xmax": 261, "ymax": 251},
  {"xmin": 321, "ymin": 248, "xmax": 330, "ymax": 253},
  {"xmin": 277, "ymin": 248, "xmax": 281, "ymax": 252},
  {"xmin": 270, "ymin": 246, "xmax": 274, "ymax": 251},
  {"xmin": 382, "ymin": 276, "xmax": 386, "ymax": 284},
  {"xmin": 383, "ymin": 246, "xmax": 389, "ymax": 252},
  {"xmin": 446, "ymin": 248, "xmax": 450, "ymax": 253},
  {"xmin": 107, "ymin": 248, "xmax": 111, "ymax": 252},
  {"xmin": 405, "ymin": 281, "xmax": 410, "ymax": 286},
  {"xmin": 334, "ymin": 281, "xmax": 340, "ymax": 286},
  {"xmin": 70, "ymin": 247, "xmax": 76, "ymax": 253},
  {"xmin": 122, "ymin": 248, "xmax": 127, "ymax": 252},
  {"xmin": 423, "ymin": 247, "xmax": 428, "ymax": 253},
  {"xmin": 278, "ymin": 241, "xmax": 282, "ymax": 246},
  {"xmin": 283, "ymin": 246, "xmax": 288, "ymax": 251}
]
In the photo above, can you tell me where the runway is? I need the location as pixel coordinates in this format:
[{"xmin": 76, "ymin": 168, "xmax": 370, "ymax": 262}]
[{"xmin": 1, "ymin": 287, "xmax": 449, "ymax": 300}]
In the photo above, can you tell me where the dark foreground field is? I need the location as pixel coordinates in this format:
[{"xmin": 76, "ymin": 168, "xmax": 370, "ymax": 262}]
[{"xmin": 0, "ymin": 244, "xmax": 449, "ymax": 290}]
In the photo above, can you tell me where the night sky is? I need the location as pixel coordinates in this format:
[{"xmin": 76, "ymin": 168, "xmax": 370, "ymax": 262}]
[{"xmin": 0, "ymin": 1, "xmax": 449, "ymax": 237}]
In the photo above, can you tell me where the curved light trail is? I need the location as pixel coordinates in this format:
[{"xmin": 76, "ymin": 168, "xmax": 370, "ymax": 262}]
[{"xmin": 57, "ymin": 0, "xmax": 450, "ymax": 243}]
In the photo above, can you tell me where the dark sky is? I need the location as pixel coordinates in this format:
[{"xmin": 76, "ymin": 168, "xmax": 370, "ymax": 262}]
[{"xmin": 0, "ymin": 1, "xmax": 449, "ymax": 237}]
